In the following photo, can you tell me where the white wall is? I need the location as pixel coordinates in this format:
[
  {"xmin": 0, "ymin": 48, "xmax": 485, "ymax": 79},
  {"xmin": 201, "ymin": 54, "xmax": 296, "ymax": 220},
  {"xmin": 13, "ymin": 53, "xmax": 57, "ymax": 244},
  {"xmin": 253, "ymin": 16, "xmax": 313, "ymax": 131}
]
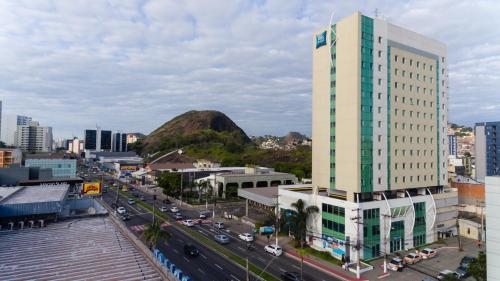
[{"xmin": 485, "ymin": 176, "xmax": 500, "ymax": 281}]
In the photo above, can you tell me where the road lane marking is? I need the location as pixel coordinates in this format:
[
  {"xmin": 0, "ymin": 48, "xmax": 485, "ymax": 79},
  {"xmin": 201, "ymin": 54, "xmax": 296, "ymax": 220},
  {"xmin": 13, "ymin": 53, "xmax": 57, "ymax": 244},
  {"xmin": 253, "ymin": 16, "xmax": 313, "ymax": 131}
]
[
  {"xmin": 257, "ymin": 257, "xmax": 266, "ymax": 263},
  {"xmin": 184, "ymin": 257, "xmax": 190, "ymax": 262},
  {"xmin": 198, "ymin": 230, "xmax": 208, "ymax": 236},
  {"xmin": 200, "ymin": 253, "xmax": 207, "ymax": 259},
  {"xmin": 230, "ymin": 274, "xmax": 241, "ymax": 281},
  {"xmin": 291, "ymin": 264, "xmax": 301, "ymax": 270},
  {"xmin": 237, "ymin": 246, "xmax": 245, "ymax": 251},
  {"xmin": 279, "ymin": 267, "xmax": 286, "ymax": 272},
  {"xmin": 198, "ymin": 268, "xmax": 205, "ymax": 274},
  {"xmin": 177, "ymin": 238, "xmax": 184, "ymax": 243},
  {"xmin": 173, "ymin": 249, "xmax": 179, "ymax": 254},
  {"xmin": 215, "ymin": 264, "xmax": 223, "ymax": 270}
]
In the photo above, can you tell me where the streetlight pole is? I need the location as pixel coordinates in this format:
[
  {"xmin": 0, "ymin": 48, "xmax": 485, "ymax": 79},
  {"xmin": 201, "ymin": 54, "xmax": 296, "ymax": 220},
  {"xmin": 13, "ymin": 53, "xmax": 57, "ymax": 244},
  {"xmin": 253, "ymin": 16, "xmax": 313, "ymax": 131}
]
[
  {"xmin": 213, "ymin": 173, "xmax": 217, "ymax": 219},
  {"xmin": 179, "ymin": 172, "xmax": 183, "ymax": 207},
  {"xmin": 275, "ymin": 193, "xmax": 279, "ymax": 246}
]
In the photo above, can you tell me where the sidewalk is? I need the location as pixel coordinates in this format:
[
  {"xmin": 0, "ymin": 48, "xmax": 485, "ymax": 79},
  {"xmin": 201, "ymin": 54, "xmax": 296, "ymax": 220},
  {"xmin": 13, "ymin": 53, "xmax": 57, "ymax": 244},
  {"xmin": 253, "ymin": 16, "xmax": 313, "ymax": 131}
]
[
  {"xmin": 226, "ymin": 223, "xmax": 365, "ymax": 281},
  {"xmin": 277, "ymin": 237, "xmax": 365, "ymax": 281}
]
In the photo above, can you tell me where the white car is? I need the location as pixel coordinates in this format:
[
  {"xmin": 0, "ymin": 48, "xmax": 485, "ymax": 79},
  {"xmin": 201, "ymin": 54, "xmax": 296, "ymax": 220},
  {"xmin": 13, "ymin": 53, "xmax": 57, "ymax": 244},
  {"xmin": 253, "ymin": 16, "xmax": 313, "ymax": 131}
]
[
  {"xmin": 238, "ymin": 233, "xmax": 254, "ymax": 242},
  {"xmin": 182, "ymin": 219, "xmax": 195, "ymax": 227},
  {"xmin": 170, "ymin": 206, "xmax": 179, "ymax": 213},
  {"xmin": 419, "ymin": 248, "xmax": 437, "ymax": 259},
  {"xmin": 159, "ymin": 206, "xmax": 168, "ymax": 212},
  {"xmin": 264, "ymin": 245, "xmax": 283, "ymax": 256},
  {"xmin": 437, "ymin": 270, "xmax": 460, "ymax": 280},
  {"xmin": 117, "ymin": 207, "xmax": 127, "ymax": 215}
]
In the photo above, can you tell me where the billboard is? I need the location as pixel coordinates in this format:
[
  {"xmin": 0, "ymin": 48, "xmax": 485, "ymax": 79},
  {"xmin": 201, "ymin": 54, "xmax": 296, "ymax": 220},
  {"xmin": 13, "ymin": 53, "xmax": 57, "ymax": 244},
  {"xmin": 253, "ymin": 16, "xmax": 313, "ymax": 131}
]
[
  {"xmin": 316, "ymin": 31, "xmax": 327, "ymax": 49},
  {"xmin": 82, "ymin": 182, "xmax": 101, "ymax": 195},
  {"xmin": 120, "ymin": 165, "xmax": 138, "ymax": 171}
]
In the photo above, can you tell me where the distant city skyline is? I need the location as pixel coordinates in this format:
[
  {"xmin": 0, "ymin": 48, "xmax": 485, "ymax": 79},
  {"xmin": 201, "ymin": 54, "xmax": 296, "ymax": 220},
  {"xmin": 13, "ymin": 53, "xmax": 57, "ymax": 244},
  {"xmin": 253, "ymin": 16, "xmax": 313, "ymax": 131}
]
[{"xmin": 0, "ymin": 1, "xmax": 498, "ymax": 139}]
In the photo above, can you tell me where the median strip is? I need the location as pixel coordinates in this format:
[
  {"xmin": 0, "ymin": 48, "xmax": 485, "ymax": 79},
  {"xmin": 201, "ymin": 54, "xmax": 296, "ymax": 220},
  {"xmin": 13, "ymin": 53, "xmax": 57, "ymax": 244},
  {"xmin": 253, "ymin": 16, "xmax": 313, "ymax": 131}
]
[{"xmin": 114, "ymin": 188, "xmax": 280, "ymax": 281}]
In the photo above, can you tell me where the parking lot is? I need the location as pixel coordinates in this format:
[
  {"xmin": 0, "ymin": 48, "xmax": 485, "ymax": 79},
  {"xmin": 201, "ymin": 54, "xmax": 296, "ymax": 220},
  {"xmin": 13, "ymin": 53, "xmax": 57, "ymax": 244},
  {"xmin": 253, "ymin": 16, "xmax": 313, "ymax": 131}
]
[{"xmin": 363, "ymin": 237, "xmax": 482, "ymax": 280}]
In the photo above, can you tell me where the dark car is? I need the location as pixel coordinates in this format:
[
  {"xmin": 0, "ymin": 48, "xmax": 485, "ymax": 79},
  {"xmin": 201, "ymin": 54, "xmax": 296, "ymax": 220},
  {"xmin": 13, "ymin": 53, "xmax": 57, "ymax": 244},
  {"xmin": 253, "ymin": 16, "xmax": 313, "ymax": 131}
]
[
  {"xmin": 460, "ymin": 256, "xmax": 476, "ymax": 269},
  {"xmin": 455, "ymin": 266, "xmax": 470, "ymax": 279},
  {"xmin": 281, "ymin": 271, "xmax": 300, "ymax": 281},
  {"xmin": 184, "ymin": 244, "xmax": 199, "ymax": 257}
]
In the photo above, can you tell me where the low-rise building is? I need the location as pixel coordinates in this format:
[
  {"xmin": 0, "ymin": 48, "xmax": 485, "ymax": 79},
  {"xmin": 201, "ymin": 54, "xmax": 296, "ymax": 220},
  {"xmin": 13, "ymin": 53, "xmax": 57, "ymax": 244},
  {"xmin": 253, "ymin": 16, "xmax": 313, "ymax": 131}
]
[
  {"xmin": 25, "ymin": 158, "xmax": 77, "ymax": 178},
  {"xmin": 197, "ymin": 166, "xmax": 298, "ymax": 198},
  {"xmin": 0, "ymin": 148, "xmax": 22, "ymax": 168}
]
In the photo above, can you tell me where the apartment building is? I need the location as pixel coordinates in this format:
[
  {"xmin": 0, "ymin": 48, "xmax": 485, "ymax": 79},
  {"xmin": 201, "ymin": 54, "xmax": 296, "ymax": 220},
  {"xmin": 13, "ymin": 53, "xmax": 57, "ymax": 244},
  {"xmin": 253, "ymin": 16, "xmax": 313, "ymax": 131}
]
[
  {"xmin": 0, "ymin": 148, "xmax": 22, "ymax": 168},
  {"xmin": 475, "ymin": 121, "xmax": 500, "ymax": 181},
  {"xmin": 14, "ymin": 121, "xmax": 53, "ymax": 153}
]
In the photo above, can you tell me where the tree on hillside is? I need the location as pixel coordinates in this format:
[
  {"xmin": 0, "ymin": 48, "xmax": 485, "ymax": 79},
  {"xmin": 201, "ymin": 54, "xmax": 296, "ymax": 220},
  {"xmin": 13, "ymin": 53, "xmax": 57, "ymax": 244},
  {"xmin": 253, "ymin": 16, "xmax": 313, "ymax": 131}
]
[
  {"xmin": 157, "ymin": 172, "xmax": 182, "ymax": 197},
  {"xmin": 286, "ymin": 199, "xmax": 319, "ymax": 247},
  {"xmin": 143, "ymin": 221, "xmax": 171, "ymax": 249},
  {"xmin": 468, "ymin": 251, "xmax": 486, "ymax": 281}
]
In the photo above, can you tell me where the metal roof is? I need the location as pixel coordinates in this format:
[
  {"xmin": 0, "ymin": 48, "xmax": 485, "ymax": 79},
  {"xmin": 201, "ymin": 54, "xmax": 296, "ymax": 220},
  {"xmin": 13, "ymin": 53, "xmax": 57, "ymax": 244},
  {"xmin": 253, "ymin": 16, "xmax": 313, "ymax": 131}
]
[
  {"xmin": 1, "ymin": 185, "xmax": 68, "ymax": 205},
  {"xmin": 0, "ymin": 217, "xmax": 162, "ymax": 281}
]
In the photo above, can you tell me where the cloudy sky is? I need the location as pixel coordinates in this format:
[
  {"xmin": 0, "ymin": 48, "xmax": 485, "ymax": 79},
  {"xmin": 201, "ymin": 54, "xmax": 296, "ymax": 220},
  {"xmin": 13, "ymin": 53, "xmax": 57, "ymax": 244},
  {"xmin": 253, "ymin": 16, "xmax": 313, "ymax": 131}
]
[{"xmin": 0, "ymin": 0, "xmax": 498, "ymax": 139}]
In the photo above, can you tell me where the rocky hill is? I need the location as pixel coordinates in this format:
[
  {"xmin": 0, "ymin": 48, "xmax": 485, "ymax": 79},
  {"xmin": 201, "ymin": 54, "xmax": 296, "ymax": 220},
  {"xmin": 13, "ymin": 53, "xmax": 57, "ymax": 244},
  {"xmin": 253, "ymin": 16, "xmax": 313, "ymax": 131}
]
[
  {"xmin": 281, "ymin": 131, "xmax": 309, "ymax": 145},
  {"xmin": 140, "ymin": 110, "xmax": 250, "ymax": 153}
]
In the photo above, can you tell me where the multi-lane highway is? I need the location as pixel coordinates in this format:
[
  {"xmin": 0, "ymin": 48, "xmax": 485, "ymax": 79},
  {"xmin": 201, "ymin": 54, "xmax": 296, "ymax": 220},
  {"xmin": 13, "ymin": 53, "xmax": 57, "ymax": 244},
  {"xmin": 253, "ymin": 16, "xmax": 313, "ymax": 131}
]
[{"xmin": 84, "ymin": 165, "xmax": 341, "ymax": 281}]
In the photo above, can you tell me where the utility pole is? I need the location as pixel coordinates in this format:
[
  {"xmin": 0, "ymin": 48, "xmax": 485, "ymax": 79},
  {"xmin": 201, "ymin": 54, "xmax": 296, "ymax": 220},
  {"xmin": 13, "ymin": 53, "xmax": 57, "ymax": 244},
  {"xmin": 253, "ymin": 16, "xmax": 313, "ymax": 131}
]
[
  {"xmin": 179, "ymin": 172, "xmax": 183, "ymax": 206},
  {"xmin": 351, "ymin": 194, "xmax": 362, "ymax": 279},
  {"xmin": 275, "ymin": 193, "xmax": 279, "ymax": 246},
  {"xmin": 480, "ymin": 201, "xmax": 485, "ymax": 242},
  {"xmin": 213, "ymin": 173, "xmax": 217, "ymax": 219},
  {"xmin": 456, "ymin": 204, "xmax": 463, "ymax": 251},
  {"xmin": 153, "ymin": 194, "xmax": 156, "ymax": 224},
  {"xmin": 382, "ymin": 213, "xmax": 391, "ymax": 274}
]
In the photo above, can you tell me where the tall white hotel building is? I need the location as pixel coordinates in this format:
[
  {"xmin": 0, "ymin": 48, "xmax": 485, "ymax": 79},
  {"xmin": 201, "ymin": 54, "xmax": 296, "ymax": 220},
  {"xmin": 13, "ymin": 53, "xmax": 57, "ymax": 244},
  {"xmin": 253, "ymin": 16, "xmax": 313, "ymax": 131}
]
[{"xmin": 278, "ymin": 12, "xmax": 457, "ymax": 263}]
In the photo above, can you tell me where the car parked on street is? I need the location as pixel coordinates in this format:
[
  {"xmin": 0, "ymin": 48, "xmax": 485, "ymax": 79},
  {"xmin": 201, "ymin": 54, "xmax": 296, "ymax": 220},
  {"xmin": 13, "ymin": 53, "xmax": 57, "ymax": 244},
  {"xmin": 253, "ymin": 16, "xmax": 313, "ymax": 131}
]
[
  {"xmin": 455, "ymin": 266, "xmax": 470, "ymax": 279},
  {"xmin": 280, "ymin": 271, "xmax": 300, "ymax": 281},
  {"xmin": 387, "ymin": 257, "xmax": 404, "ymax": 272},
  {"xmin": 419, "ymin": 248, "xmax": 437, "ymax": 259},
  {"xmin": 127, "ymin": 198, "xmax": 135, "ymax": 205},
  {"xmin": 170, "ymin": 206, "xmax": 179, "ymax": 213},
  {"xmin": 264, "ymin": 244, "xmax": 283, "ymax": 256},
  {"xmin": 460, "ymin": 256, "xmax": 477, "ymax": 269},
  {"xmin": 437, "ymin": 270, "xmax": 460, "ymax": 280},
  {"xmin": 403, "ymin": 252, "xmax": 422, "ymax": 264},
  {"xmin": 139, "ymin": 196, "xmax": 146, "ymax": 201},
  {"xmin": 184, "ymin": 244, "xmax": 199, "ymax": 257},
  {"xmin": 214, "ymin": 234, "xmax": 230, "ymax": 244},
  {"xmin": 159, "ymin": 206, "xmax": 168, "ymax": 212},
  {"xmin": 182, "ymin": 219, "xmax": 195, "ymax": 227},
  {"xmin": 174, "ymin": 213, "xmax": 183, "ymax": 220},
  {"xmin": 238, "ymin": 233, "xmax": 254, "ymax": 242},
  {"xmin": 120, "ymin": 214, "xmax": 130, "ymax": 221},
  {"xmin": 117, "ymin": 207, "xmax": 127, "ymax": 215}
]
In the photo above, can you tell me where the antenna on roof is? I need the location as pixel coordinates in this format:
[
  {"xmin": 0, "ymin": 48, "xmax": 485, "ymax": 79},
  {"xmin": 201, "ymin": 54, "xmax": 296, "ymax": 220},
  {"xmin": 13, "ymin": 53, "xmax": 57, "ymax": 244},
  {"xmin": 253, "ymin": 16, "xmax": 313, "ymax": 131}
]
[{"xmin": 374, "ymin": 8, "xmax": 379, "ymax": 18}]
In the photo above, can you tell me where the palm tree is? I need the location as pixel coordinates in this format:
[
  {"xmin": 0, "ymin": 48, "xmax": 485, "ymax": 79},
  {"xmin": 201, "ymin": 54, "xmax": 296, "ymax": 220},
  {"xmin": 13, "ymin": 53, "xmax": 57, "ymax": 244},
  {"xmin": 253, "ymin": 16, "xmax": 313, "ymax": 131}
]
[
  {"xmin": 143, "ymin": 221, "xmax": 171, "ymax": 250},
  {"xmin": 288, "ymin": 199, "xmax": 319, "ymax": 247}
]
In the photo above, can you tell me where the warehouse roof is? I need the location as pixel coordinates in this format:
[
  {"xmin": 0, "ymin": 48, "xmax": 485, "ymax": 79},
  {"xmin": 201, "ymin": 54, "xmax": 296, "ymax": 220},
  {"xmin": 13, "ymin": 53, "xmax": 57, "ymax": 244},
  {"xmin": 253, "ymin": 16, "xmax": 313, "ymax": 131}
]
[
  {"xmin": 0, "ymin": 217, "xmax": 163, "ymax": 281},
  {"xmin": 0, "ymin": 185, "xmax": 68, "ymax": 205}
]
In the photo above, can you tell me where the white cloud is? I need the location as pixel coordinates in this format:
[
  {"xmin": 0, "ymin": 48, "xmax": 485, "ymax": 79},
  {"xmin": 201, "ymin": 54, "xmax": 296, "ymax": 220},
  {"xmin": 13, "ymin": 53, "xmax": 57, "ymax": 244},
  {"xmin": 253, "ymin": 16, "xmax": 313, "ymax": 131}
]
[{"xmin": 0, "ymin": 0, "xmax": 497, "ymax": 139}]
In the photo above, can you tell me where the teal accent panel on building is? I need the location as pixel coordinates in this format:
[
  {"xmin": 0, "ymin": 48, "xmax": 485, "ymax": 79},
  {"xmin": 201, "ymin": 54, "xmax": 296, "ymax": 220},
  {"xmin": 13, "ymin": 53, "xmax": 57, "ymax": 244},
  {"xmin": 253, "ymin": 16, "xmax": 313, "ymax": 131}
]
[
  {"xmin": 363, "ymin": 208, "xmax": 381, "ymax": 259},
  {"xmin": 387, "ymin": 46, "xmax": 391, "ymax": 190},
  {"xmin": 322, "ymin": 203, "xmax": 345, "ymax": 240},
  {"xmin": 360, "ymin": 15, "xmax": 374, "ymax": 193},
  {"xmin": 330, "ymin": 24, "xmax": 337, "ymax": 190},
  {"xmin": 413, "ymin": 202, "xmax": 426, "ymax": 247},
  {"xmin": 436, "ymin": 60, "xmax": 440, "ymax": 185}
]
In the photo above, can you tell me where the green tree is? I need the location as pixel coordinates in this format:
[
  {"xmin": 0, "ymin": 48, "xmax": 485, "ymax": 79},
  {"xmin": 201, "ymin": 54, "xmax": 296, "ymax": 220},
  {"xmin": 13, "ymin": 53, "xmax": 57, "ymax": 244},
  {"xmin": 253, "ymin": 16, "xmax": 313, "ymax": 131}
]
[
  {"xmin": 468, "ymin": 251, "xmax": 486, "ymax": 281},
  {"xmin": 287, "ymin": 199, "xmax": 319, "ymax": 247},
  {"xmin": 157, "ymin": 172, "xmax": 181, "ymax": 197},
  {"xmin": 143, "ymin": 221, "xmax": 171, "ymax": 249}
]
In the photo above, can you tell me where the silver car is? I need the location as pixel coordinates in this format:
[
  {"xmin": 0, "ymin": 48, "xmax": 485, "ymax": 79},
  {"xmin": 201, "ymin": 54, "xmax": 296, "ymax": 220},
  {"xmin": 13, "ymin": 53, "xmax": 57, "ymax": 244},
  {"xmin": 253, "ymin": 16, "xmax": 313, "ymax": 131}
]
[{"xmin": 214, "ymin": 234, "xmax": 230, "ymax": 244}]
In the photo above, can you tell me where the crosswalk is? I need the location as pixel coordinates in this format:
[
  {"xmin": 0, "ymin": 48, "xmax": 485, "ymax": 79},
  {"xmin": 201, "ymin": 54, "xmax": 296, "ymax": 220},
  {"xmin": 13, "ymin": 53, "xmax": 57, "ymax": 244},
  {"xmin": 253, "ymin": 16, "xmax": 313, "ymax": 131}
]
[{"xmin": 129, "ymin": 222, "xmax": 171, "ymax": 232}]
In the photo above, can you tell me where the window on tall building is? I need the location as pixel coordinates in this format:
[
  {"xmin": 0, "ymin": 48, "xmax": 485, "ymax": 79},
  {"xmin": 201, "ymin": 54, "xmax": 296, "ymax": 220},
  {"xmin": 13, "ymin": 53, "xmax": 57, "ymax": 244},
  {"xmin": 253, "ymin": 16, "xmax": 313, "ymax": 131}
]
[
  {"xmin": 378, "ymin": 64, "xmax": 382, "ymax": 71},
  {"xmin": 417, "ymin": 61, "xmax": 420, "ymax": 68},
  {"xmin": 378, "ymin": 177, "xmax": 382, "ymax": 184},
  {"xmin": 378, "ymin": 78, "xmax": 382, "ymax": 85},
  {"xmin": 410, "ymin": 59, "xmax": 413, "ymax": 66},
  {"xmin": 378, "ymin": 92, "xmax": 382, "ymax": 99},
  {"xmin": 402, "ymin": 57, "xmax": 406, "ymax": 64},
  {"xmin": 378, "ymin": 36, "xmax": 382, "ymax": 43},
  {"xmin": 423, "ymin": 63, "xmax": 426, "ymax": 70},
  {"xmin": 410, "ymin": 72, "xmax": 413, "ymax": 79},
  {"xmin": 395, "ymin": 55, "xmax": 398, "ymax": 62}
]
